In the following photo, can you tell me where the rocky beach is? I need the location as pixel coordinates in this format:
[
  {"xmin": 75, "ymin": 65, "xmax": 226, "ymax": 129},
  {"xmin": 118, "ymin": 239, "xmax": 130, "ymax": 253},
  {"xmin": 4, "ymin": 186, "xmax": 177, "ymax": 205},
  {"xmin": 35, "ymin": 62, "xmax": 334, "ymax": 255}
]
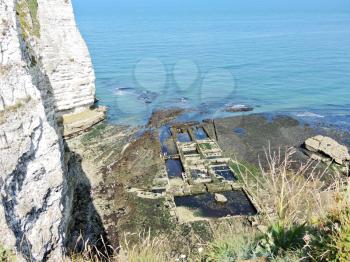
[{"xmin": 62, "ymin": 109, "xmax": 350, "ymax": 258}]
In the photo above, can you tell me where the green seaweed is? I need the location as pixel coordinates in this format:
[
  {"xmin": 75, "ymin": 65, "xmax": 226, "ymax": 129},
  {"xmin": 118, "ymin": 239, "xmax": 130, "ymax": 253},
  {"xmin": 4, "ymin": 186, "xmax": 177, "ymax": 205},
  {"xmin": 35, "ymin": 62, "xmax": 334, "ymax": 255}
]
[
  {"xmin": 80, "ymin": 123, "xmax": 107, "ymax": 145},
  {"xmin": 199, "ymin": 142, "xmax": 213, "ymax": 150},
  {"xmin": 119, "ymin": 194, "xmax": 175, "ymax": 246}
]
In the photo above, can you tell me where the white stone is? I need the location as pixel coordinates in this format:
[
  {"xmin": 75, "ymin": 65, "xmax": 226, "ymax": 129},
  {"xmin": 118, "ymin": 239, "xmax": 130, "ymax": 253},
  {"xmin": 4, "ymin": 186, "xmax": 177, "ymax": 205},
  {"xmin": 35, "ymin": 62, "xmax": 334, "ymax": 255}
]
[
  {"xmin": 304, "ymin": 135, "xmax": 350, "ymax": 165},
  {"xmin": 214, "ymin": 193, "xmax": 228, "ymax": 203}
]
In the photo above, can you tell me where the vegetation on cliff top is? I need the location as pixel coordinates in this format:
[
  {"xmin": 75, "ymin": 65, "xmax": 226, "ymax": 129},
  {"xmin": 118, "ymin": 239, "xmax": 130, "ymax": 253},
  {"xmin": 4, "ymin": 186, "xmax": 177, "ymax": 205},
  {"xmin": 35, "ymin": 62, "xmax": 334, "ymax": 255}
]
[{"xmin": 16, "ymin": 0, "xmax": 40, "ymax": 40}]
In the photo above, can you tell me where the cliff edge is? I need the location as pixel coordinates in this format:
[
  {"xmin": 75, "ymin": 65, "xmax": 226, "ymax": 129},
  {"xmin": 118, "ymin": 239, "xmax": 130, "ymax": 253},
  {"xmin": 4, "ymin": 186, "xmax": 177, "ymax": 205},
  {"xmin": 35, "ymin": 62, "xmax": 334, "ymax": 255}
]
[{"xmin": 0, "ymin": 0, "xmax": 102, "ymax": 260}]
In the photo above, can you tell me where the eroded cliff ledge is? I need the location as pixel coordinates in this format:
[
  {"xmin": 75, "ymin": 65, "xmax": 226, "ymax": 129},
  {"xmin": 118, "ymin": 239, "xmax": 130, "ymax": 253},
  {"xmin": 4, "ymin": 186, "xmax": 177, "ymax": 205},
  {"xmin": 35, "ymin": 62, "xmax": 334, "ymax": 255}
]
[{"xmin": 0, "ymin": 0, "xmax": 104, "ymax": 260}]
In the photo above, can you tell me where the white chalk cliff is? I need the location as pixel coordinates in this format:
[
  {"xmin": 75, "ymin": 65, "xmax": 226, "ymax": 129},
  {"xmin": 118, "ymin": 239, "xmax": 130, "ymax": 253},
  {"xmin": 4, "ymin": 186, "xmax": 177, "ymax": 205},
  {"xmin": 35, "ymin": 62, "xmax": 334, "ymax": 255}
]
[
  {"xmin": 0, "ymin": 0, "xmax": 98, "ymax": 260},
  {"xmin": 37, "ymin": 0, "xmax": 96, "ymax": 115}
]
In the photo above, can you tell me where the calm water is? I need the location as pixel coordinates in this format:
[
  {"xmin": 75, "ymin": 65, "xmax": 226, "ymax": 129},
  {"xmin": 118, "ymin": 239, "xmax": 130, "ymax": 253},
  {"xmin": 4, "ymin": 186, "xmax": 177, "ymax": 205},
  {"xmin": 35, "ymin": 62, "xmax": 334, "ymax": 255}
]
[
  {"xmin": 73, "ymin": 6, "xmax": 350, "ymax": 127},
  {"xmin": 174, "ymin": 191, "xmax": 257, "ymax": 217}
]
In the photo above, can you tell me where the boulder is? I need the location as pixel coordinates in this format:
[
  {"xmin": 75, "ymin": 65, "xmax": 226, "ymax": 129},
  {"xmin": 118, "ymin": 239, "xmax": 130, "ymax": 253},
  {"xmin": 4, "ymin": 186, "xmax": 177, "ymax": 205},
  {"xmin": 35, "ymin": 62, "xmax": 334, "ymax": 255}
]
[
  {"xmin": 214, "ymin": 193, "xmax": 228, "ymax": 203},
  {"xmin": 304, "ymin": 135, "xmax": 350, "ymax": 165}
]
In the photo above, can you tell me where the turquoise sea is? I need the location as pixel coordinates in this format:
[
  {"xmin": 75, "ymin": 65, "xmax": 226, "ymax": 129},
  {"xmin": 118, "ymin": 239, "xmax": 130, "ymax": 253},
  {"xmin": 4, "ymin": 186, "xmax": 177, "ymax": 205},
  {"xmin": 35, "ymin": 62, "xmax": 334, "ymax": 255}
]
[{"xmin": 73, "ymin": 2, "xmax": 350, "ymax": 129}]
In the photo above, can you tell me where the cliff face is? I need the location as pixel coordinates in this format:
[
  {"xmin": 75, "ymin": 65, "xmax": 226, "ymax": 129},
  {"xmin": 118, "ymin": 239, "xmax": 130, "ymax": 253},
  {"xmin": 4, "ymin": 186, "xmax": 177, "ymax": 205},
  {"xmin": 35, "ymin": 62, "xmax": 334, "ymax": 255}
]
[
  {"xmin": 37, "ymin": 0, "xmax": 96, "ymax": 115},
  {"xmin": 0, "ymin": 0, "xmax": 97, "ymax": 260}
]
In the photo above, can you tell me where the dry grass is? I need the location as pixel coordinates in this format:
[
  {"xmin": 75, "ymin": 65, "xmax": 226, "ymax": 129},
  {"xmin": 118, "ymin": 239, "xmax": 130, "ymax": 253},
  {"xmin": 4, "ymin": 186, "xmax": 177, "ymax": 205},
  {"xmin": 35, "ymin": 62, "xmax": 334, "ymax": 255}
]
[
  {"xmin": 0, "ymin": 97, "xmax": 32, "ymax": 125},
  {"xmin": 117, "ymin": 230, "xmax": 175, "ymax": 262},
  {"xmin": 69, "ymin": 230, "xmax": 175, "ymax": 262},
  {"xmin": 0, "ymin": 65, "xmax": 10, "ymax": 76},
  {"xmin": 236, "ymin": 145, "xmax": 346, "ymax": 226}
]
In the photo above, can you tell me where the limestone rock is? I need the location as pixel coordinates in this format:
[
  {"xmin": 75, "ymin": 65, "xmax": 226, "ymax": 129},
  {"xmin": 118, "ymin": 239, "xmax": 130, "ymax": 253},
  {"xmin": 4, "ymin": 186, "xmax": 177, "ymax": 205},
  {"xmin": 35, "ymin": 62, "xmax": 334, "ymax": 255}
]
[
  {"xmin": 0, "ymin": 0, "xmax": 98, "ymax": 260},
  {"xmin": 304, "ymin": 135, "xmax": 350, "ymax": 165},
  {"xmin": 37, "ymin": 0, "xmax": 96, "ymax": 115},
  {"xmin": 62, "ymin": 107, "xmax": 106, "ymax": 137},
  {"xmin": 214, "ymin": 193, "xmax": 228, "ymax": 203}
]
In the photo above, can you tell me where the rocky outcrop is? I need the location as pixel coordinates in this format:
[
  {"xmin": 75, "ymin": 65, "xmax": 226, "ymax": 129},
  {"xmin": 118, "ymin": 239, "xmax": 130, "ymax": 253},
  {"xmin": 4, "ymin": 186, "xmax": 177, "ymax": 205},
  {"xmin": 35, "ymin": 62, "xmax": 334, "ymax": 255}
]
[
  {"xmin": 0, "ymin": 0, "xmax": 99, "ymax": 260},
  {"xmin": 304, "ymin": 135, "xmax": 350, "ymax": 166},
  {"xmin": 36, "ymin": 0, "xmax": 96, "ymax": 115},
  {"xmin": 62, "ymin": 107, "xmax": 106, "ymax": 138}
]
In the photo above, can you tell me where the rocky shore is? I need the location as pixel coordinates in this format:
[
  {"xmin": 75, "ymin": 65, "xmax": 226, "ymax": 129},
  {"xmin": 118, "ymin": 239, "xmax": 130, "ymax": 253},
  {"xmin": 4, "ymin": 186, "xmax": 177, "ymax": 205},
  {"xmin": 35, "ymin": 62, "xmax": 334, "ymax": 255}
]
[{"xmin": 61, "ymin": 110, "xmax": 349, "ymax": 258}]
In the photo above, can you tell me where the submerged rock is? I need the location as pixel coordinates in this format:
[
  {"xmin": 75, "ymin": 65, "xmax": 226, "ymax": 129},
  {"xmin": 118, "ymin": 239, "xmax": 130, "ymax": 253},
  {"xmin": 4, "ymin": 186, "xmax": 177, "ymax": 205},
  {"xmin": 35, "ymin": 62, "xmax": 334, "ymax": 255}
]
[
  {"xmin": 304, "ymin": 135, "xmax": 350, "ymax": 165},
  {"xmin": 138, "ymin": 90, "xmax": 158, "ymax": 104},
  {"xmin": 147, "ymin": 108, "xmax": 185, "ymax": 128},
  {"xmin": 214, "ymin": 193, "xmax": 228, "ymax": 203},
  {"xmin": 226, "ymin": 104, "xmax": 254, "ymax": 113}
]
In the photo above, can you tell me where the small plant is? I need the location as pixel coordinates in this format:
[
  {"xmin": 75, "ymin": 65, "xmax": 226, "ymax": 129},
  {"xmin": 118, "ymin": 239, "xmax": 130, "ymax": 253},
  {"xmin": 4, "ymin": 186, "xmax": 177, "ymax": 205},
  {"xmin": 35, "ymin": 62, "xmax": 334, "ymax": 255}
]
[
  {"xmin": 198, "ymin": 222, "xmax": 260, "ymax": 261},
  {"xmin": 234, "ymin": 145, "xmax": 348, "ymax": 260},
  {"xmin": 257, "ymin": 222, "xmax": 306, "ymax": 257}
]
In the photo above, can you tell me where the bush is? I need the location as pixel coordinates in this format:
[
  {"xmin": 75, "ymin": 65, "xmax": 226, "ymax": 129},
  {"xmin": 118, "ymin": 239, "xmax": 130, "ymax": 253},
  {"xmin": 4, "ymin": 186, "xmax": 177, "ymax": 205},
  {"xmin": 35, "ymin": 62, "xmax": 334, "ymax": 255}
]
[
  {"xmin": 257, "ymin": 222, "xmax": 307, "ymax": 258},
  {"xmin": 198, "ymin": 222, "xmax": 260, "ymax": 262},
  {"xmin": 308, "ymin": 208, "xmax": 350, "ymax": 261}
]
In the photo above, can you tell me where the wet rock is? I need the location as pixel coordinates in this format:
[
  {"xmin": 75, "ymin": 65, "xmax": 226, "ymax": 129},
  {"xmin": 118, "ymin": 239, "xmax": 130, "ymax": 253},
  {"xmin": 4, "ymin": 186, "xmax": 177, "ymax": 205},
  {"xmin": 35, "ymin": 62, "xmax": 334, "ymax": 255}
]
[
  {"xmin": 138, "ymin": 90, "xmax": 158, "ymax": 104},
  {"xmin": 214, "ymin": 193, "xmax": 227, "ymax": 203},
  {"xmin": 147, "ymin": 108, "xmax": 185, "ymax": 128},
  {"xmin": 226, "ymin": 104, "xmax": 254, "ymax": 113},
  {"xmin": 304, "ymin": 135, "xmax": 350, "ymax": 165}
]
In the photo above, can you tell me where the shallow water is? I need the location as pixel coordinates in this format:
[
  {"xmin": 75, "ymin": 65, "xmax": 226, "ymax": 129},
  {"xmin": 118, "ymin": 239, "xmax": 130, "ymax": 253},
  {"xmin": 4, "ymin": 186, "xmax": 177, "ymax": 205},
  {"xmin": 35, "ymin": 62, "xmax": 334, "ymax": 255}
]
[
  {"xmin": 174, "ymin": 190, "xmax": 257, "ymax": 217},
  {"xmin": 73, "ymin": 3, "xmax": 350, "ymax": 128},
  {"xmin": 212, "ymin": 166, "xmax": 237, "ymax": 182},
  {"xmin": 165, "ymin": 159, "xmax": 183, "ymax": 178},
  {"xmin": 193, "ymin": 127, "xmax": 209, "ymax": 140},
  {"xmin": 177, "ymin": 132, "xmax": 192, "ymax": 143}
]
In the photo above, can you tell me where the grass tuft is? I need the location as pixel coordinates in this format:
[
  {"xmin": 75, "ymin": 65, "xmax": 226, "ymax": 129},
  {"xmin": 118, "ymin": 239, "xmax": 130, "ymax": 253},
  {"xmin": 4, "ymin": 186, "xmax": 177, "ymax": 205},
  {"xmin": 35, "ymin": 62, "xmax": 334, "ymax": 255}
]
[
  {"xmin": 0, "ymin": 97, "xmax": 31, "ymax": 125},
  {"xmin": 198, "ymin": 222, "xmax": 260, "ymax": 261}
]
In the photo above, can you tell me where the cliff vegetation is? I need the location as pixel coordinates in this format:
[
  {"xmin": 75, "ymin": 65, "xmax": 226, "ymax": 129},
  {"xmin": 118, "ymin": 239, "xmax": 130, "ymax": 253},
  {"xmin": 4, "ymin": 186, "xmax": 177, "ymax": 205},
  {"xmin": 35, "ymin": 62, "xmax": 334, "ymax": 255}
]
[{"xmin": 16, "ymin": 0, "xmax": 40, "ymax": 39}]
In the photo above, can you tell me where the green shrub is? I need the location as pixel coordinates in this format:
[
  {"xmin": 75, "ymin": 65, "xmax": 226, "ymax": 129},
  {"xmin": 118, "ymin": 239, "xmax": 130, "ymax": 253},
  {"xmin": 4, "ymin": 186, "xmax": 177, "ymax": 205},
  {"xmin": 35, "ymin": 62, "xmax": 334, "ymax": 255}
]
[
  {"xmin": 309, "ymin": 208, "xmax": 350, "ymax": 261},
  {"xmin": 257, "ymin": 222, "xmax": 306, "ymax": 258},
  {"xmin": 198, "ymin": 223, "xmax": 260, "ymax": 262}
]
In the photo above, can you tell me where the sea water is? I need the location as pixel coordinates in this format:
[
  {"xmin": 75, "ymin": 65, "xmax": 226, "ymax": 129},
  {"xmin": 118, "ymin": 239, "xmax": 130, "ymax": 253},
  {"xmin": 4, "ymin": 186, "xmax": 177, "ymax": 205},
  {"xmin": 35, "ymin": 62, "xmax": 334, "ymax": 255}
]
[{"xmin": 73, "ymin": 2, "xmax": 350, "ymax": 129}]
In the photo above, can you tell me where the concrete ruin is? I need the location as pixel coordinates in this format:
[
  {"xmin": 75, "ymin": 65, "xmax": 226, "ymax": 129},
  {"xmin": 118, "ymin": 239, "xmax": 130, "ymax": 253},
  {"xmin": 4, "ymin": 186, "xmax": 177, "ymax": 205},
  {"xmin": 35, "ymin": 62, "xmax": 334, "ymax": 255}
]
[{"xmin": 125, "ymin": 122, "xmax": 259, "ymax": 223}]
